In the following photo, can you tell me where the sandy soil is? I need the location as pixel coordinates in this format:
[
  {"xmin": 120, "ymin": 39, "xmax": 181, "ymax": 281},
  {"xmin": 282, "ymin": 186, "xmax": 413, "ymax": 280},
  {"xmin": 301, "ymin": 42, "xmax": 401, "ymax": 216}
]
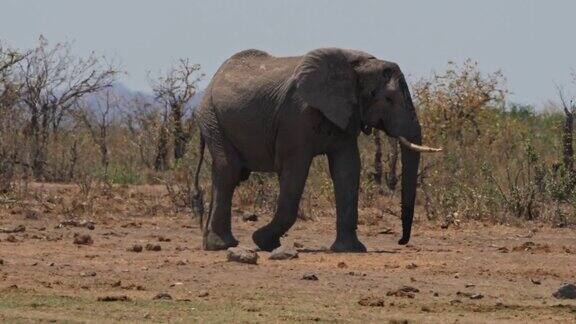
[{"xmin": 0, "ymin": 183, "xmax": 575, "ymax": 323}]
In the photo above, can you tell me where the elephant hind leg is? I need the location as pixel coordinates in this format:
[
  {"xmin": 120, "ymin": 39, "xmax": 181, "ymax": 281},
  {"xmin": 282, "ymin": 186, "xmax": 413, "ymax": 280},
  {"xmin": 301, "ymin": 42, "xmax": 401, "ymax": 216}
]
[
  {"xmin": 204, "ymin": 161, "xmax": 242, "ymax": 251},
  {"xmin": 252, "ymin": 157, "xmax": 311, "ymax": 251}
]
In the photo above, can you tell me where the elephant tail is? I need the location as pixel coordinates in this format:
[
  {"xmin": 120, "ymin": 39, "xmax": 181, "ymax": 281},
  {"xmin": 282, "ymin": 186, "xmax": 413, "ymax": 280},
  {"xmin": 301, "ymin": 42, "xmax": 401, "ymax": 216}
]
[{"xmin": 192, "ymin": 134, "xmax": 206, "ymax": 232}]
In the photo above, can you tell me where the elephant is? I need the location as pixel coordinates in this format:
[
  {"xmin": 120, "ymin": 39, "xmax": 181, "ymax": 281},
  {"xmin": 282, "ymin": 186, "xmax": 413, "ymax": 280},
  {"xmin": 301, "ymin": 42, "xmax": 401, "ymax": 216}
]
[{"xmin": 192, "ymin": 48, "xmax": 441, "ymax": 252}]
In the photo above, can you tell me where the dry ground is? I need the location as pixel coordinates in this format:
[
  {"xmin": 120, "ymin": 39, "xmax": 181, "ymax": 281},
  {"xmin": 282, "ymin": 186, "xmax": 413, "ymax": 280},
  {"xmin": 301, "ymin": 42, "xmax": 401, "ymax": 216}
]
[{"xmin": 0, "ymin": 183, "xmax": 575, "ymax": 323}]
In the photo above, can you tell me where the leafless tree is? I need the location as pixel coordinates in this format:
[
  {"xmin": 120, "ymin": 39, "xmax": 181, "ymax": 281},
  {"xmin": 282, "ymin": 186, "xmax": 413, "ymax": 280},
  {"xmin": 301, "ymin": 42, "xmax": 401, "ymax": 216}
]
[
  {"xmin": 16, "ymin": 36, "xmax": 118, "ymax": 179},
  {"xmin": 0, "ymin": 43, "xmax": 30, "ymax": 192},
  {"xmin": 74, "ymin": 90, "xmax": 120, "ymax": 178},
  {"xmin": 122, "ymin": 96, "xmax": 163, "ymax": 169},
  {"xmin": 150, "ymin": 58, "xmax": 203, "ymax": 162},
  {"xmin": 373, "ymin": 131, "xmax": 399, "ymax": 192},
  {"xmin": 557, "ymin": 84, "xmax": 576, "ymax": 179}
]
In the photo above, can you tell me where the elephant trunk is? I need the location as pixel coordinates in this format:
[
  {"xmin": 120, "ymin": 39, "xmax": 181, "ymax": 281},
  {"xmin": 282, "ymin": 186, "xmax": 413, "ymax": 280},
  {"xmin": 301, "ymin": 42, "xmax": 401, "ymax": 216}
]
[{"xmin": 397, "ymin": 124, "xmax": 422, "ymax": 245}]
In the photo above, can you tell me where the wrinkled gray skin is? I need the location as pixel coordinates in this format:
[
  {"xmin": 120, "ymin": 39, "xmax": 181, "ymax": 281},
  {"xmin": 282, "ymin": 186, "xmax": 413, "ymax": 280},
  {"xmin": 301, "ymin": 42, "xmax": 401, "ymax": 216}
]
[{"xmin": 194, "ymin": 48, "xmax": 421, "ymax": 252}]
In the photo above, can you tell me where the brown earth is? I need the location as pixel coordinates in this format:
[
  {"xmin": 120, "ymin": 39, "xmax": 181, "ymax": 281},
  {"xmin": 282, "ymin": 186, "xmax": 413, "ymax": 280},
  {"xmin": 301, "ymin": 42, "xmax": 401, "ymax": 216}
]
[{"xmin": 0, "ymin": 183, "xmax": 575, "ymax": 323}]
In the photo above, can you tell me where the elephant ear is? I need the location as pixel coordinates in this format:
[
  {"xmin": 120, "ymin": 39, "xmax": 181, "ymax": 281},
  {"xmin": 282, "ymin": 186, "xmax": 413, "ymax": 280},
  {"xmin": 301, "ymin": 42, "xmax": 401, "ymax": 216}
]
[{"xmin": 294, "ymin": 48, "xmax": 358, "ymax": 130}]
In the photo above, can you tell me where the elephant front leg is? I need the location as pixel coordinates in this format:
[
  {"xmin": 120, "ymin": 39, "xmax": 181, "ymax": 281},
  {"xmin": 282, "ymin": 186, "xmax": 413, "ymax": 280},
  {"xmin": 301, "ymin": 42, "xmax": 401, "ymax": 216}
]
[
  {"xmin": 252, "ymin": 157, "xmax": 311, "ymax": 251},
  {"xmin": 328, "ymin": 141, "xmax": 367, "ymax": 252}
]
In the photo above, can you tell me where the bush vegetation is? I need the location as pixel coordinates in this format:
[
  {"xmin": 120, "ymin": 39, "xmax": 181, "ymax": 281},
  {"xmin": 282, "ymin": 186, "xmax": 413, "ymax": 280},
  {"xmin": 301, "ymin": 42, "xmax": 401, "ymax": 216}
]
[{"xmin": 2, "ymin": 37, "xmax": 575, "ymax": 227}]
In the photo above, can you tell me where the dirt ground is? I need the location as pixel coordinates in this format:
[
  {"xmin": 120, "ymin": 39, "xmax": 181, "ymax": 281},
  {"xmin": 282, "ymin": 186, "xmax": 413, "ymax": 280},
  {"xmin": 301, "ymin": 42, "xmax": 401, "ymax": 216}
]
[{"xmin": 0, "ymin": 183, "xmax": 575, "ymax": 323}]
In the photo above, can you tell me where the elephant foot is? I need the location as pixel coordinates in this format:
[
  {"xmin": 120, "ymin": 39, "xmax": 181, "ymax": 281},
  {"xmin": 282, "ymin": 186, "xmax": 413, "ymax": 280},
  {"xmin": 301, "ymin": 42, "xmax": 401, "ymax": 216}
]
[
  {"xmin": 203, "ymin": 230, "xmax": 239, "ymax": 251},
  {"xmin": 252, "ymin": 228, "xmax": 281, "ymax": 252},
  {"xmin": 397, "ymin": 236, "xmax": 410, "ymax": 245},
  {"xmin": 330, "ymin": 235, "xmax": 367, "ymax": 253}
]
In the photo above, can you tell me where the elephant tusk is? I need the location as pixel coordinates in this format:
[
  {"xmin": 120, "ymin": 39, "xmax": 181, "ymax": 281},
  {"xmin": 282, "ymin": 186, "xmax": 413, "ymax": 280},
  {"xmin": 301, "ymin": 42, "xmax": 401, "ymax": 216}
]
[{"xmin": 398, "ymin": 136, "xmax": 443, "ymax": 153}]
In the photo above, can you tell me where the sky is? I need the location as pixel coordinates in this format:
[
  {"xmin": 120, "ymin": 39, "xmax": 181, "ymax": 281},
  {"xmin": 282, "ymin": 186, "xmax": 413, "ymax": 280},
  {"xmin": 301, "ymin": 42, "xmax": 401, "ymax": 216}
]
[{"xmin": 1, "ymin": 0, "xmax": 575, "ymax": 106}]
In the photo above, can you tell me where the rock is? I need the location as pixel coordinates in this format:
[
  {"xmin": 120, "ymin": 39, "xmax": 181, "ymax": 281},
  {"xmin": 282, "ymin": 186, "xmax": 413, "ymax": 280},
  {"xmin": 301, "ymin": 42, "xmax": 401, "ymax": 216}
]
[
  {"xmin": 293, "ymin": 242, "xmax": 304, "ymax": 248},
  {"xmin": 198, "ymin": 290, "xmax": 209, "ymax": 297},
  {"xmin": 158, "ymin": 236, "xmax": 171, "ymax": 242},
  {"xmin": 145, "ymin": 244, "xmax": 161, "ymax": 251},
  {"xmin": 227, "ymin": 247, "xmax": 258, "ymax": 264},
  {"xmin": 98, "ymin": 295, "xmax": 130, "ymax": 302},
  {"xmin": 6, "ymin": 235, "xmax": 17, "ymax": 243},
  {"xmin": 0, "ymin": 225, "xmax": 25, "ymax": 233},
  {"xmin": 302, "ymin": 273, "xmax": 318, "ymax": 281},
  {"xmin": 153, "ymin": 292, "xmax": 172, "ymax": 300},
  {"xmin": 73, "ymin": 234, "xmax": 93, "ymax": 245},
  {"xmin": 0, "ymin": 259, "xmax": 4, "ymax": 265},
  {"xmin": 456, "ymin": 291, "xmax": 484, "ymax": 299},
  {"xmin": 242, "ymin": 212, "xmax": 258, "ymax": 222},
  {"xmin": 358, "ymin": 296, "xmax": 385, "ymax": 307},
  {"xmin": 552, "ymin": 283, "xmax": 576, "ymax": 299},
  {"xmin": 269, "ymin": 246, "xmax": 298, "ymax": 260},
  {"xmin": 389, "ymin": 320, "xmax": 409, "ymax": 324},
  {"xmin": 24, "ymin": 210, "xmax": 42, "ymax": 220},
  {"xmin": 406, "ymin": 263, "xmax": 418, "ymax": 269},
  {"xmin": 470, "ymin": 293, "xmax": 484, "ymax": 300},
  {"xmin": 421, "ymin": 306, "xmax": 431, "ymax": 312},
  {"xmin": 531, "ymin": 278, "xmax": 542, "ymax": 285},
  {"xmin": 128, "ymin": 244, "xmax": 143, "ymax": 253},
  {"xmin": 337, "ymin": 261, "xmax": 348, "ymax": 268},
  {"xmin": 387, "ymin": 286, "xmax": 419, "ymax": 298},
  {"xmin": 58, "ymin": 220, "xmax": 95, "ymax": 230},
  {"xmin": 81, "ymin": 271, "xmax": 97, "ymax": 277}
]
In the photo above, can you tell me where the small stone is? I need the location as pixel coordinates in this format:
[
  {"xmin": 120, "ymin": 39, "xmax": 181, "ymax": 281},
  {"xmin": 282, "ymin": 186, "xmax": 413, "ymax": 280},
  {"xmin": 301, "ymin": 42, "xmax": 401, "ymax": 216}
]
[
  {"xmin": 531, "ymin": 278, "xmax": 542, "ymax": 285},
  {"xmin": 470, "ymin": 293, "xmax": 484, "ymax": 300},
  {"xmin": 145, "ymin": 243, "xmax": 161, "ymax": 251},
  {"xmin": 421, "ymin": 306, "xmax": 431, "ymax": 312},
  {"xmin": 176, "ymin": 260, "xmax": 187, "ymax": 266},
  {"xmin": 0, "ymin": 259, "xmax": 4, "ymax": 265},
  {"xmin": 73, "ymin": 234, "xmax": 93, "ymax": 245},
  {"xmin": 153, "ymin": 292, "xmax": 172, "ymax": 300},
  {"xmin": 358, "ymin": 296, "xmax": 385, "ymax": 307},
  {"xmin": 269, "ymin": 246, "xmax": 299, "ymax": 260},
  {"xmin": 302, "ymin": 273, "xmax": 318, "ymax": 281},
  {"xmin": 158, "ymin": 236, "xmax": 171, "ymax": 242},
  {"xmin": 0, "ymin": 224, "xmax": 26, "ymax": 233},
  {"xmin": 552, "ymin": 283, "xmax": 576, "ymax": 299},
  {"xmin": 456, "ymin": 291, "xmax": 484, "ymax": 299},
  {"xmin": 406, "ymin": 263, "xmax": 418, "ymax": 269},
  {"xmin": 81, "ymin": 271, "xmax": 97, "ymax": 277},
  {"xmin": 227, "ymin": 247, "xmax": 258, "ymax": 264},
  {"xmin": 25, "ymin": 210, "xmax": 42, "ymax": 220},
  {"xmin": 128, "ymin": 244, "xmax": 143, "ymax": 252},
  {"xmin": 337, "ymin": 261, "xmax": 348, "ymax": 268},
  {"xmin": 6, "ymin": 235, "xmax": 17, "ymax": 243},
  {"xmin": 433, "ymin": 292, "xmax": 439, "ymax": 297},
  {"xmin": 293, "ymin": 242, "xmax": 304, "ymax": 248},
  {"xmin": 242, "ymin": 212, "xmax": 258, "ymax": 222},
  {"xmin": 387, "ymin": 286, "xmax": 419, "ymax": 298},
  {"xmin": 198, "ymin": 290, "xmax": 209, "ymax": 297}
]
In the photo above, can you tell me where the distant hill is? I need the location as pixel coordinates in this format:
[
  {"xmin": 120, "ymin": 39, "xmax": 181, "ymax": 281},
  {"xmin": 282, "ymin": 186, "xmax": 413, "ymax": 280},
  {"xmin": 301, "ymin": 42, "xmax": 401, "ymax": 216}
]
[{"xmin": 83, "ymin": 83, "xmax": 205, "ymax": 116}]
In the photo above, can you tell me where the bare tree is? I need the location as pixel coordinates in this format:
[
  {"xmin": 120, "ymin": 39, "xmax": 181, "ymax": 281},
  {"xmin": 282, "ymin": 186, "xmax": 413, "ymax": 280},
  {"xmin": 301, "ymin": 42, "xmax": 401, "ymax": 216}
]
[
  {"xmin": 0, "ymin": 43, "xmax": 30, "ymax": 192},
  {"xmin": 16, "ymin": 36, "xmax": 118, "ymax": 179},
  {"xmin": 557, "ymin": 84, "xmax": 575, "ymax": 179},
  {"xmin": 123, "ymin": 96, "xmax": 162, "ymax": 169},
  {"xmin": 74, "ymin": 90, "xmax": 120, "ymax": 178},
  {"xmin": 150, "ymin": 58, "xmax": 203, "ymax": 162}
]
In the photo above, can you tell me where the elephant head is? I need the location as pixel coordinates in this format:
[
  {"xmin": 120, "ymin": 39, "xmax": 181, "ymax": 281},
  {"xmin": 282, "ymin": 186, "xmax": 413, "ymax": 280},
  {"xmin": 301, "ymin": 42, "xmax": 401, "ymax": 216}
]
[{"xmin": 295, "ymin": 48, "xmax": 441, "ymax": 245}]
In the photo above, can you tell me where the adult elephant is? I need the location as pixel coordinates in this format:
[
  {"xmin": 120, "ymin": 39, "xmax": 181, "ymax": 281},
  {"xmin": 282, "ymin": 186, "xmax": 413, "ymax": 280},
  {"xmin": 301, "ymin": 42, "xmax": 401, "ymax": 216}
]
[{"xmin": 193, "ymin": 48, "xmax": 441, "ymax": 252}]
